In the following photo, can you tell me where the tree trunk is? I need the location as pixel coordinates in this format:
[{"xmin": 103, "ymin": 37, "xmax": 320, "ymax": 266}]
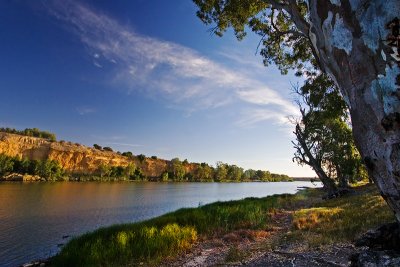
[
  {"xmin": 306, "ymin": 0, "xmax": 400, "ymax": 222},
  {"xmin": 295, "ymin": 124, "xmax": 338, "ymax": 195}
]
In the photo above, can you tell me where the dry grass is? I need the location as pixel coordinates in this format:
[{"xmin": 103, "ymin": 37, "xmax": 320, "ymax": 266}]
[{"xmin": 288, "ymin": 184, "xmax": 395, "ymax": 247}]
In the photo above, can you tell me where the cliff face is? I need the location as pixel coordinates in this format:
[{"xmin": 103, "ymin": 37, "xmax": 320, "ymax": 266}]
[{"xmin": 0, "ymin": 132, "xmax": 188, "ymax": 177}]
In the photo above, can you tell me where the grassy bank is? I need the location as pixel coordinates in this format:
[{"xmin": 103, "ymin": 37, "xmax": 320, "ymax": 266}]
[{"xmin": 52, "ymin": 184, "xmax": 395, "ymax": 266}]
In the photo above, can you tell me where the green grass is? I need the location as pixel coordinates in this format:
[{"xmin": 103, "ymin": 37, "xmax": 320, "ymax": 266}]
[{"xmin": 52, "ymin": 185, "xmax": 395, "ymax": 266}]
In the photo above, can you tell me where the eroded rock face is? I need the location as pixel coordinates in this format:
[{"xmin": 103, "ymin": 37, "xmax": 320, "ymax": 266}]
[{"xmin": 0, "ymin": 132, "xmax": 189, "ymax": 178}]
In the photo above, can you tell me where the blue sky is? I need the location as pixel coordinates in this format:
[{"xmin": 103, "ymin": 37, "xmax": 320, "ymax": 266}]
[{"xmin": 0, "ymin": 0, "xmax": 314, "ymax": 176}]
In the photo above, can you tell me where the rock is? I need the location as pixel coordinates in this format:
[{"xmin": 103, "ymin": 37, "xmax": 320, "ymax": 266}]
[
  {"xmin": 355, "ymin": 223, "xmax": 400, "ymax": 251},
  {"xmin": 352, "ymin": 250, "xmax": 400, "ymax": 267},
  {"xmin": 351, "ymin": 223, "xmax": 400, "ymax": 267},
  {"xmin": 2, "ymin": 173, "xmax": 24, "ymax": 181},
  {"xmin": 22, "ymin": 174, "xmax": 44, "ymax": 182}
]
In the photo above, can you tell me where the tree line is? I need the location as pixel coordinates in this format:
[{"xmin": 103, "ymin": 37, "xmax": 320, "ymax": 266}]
[
  {"xmin": 0, "ymin": 153, "xmax": 291, "ymax": 183},
  {"xmin": 94, "ymin": 157, "xmax": 292, "ymax": 182},
  {"xmin": 0, "ymin": 127, "xmax": 56, "ymax": 142}
]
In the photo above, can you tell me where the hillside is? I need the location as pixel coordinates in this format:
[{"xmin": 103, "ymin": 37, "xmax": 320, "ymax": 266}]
[
  {"xmin": 0, "ymin": 132, "xmax": 171, "ymax": 178},
  {"xmin": 0, "ymin": 131, "xmax": 292, "ymax": 182}
]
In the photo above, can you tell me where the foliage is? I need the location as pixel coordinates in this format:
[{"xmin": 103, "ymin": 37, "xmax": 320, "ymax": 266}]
[
  {"xmin": 292, "ymin": 74, "xmax": 367, "ymax": 186},
  {"xmin": 0, "ymin": 154, "xmax": 64, "ymax": 180},
  {"xmin": 0, "ymin": 154, "xmax": 14, "ymax": 176},
  {"xmin": 122, "ymin": 151, "xmax": 133, "ymax": 158},
  {"xmin": 214, "ymin": 161, "xmax": 228, "ymax": 181},
  {"xmin": 193, "ymin": 0, "xmax": 312, "ymax": 75},
  {"xmin": 103, "ymin": 147, "xmax": 113, "ymax": 152},
  {"xmin": 169, "ymin": 158, "xmax": 186, "ymax": 181},
  {"xmin": 0, "ymin": 127, "xmax": 56, "ymax": 141},
  {"xmin": 195, "ymin": 163, "xmax": 214, "ymax": 182},
  {"xmin": 93, "ymin": 144, "xmax": 102, "ymax": 150},
  {"xmin": 137, "ymin": 154, "xmax": 146, "ymax": 163}
]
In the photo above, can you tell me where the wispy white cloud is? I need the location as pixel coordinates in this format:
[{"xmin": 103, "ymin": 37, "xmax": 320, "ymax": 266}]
[
  {"xmin": 44, "ymin": 0, "xmax": 297, "ymax": 126},
  {"xmin": 236, "ymin": 108, "xmax": 288, "ymax": 127},
  {"xmin": 76, "ymin": 106, "xmax": 96, "ymax": 115}
]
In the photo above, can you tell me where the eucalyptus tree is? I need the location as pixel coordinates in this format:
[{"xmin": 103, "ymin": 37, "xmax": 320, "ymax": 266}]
[
  {"xmin": 193, "ymin": 0, "xmax": 400, "ymax": 221},
  {"xmin": 293, "ymin": 73, "xmax": 365, "ymax": 195}
]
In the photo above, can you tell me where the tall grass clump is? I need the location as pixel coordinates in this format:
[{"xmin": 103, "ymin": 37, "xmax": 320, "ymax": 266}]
[{"xmin": 52, "ymin": 223, "xmax": 197, "ymax": 266}]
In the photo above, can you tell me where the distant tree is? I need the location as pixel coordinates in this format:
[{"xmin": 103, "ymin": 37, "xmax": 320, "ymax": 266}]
[
  {"xmin": 103, "ymin": 147, "xmax": 113, "ymax": 152},
  {"xmin": 183, "ymin": 159, "xmax": 189, "ymax": 165},
  {"xmin": 110, "ymin": 166, "xmax": 125, "ymax": 178},
  {"xmin": 93, "ymin": 144, "xmax": 102, "ymax": 150},
  {"xmin": 124, "ymin": 163, "xmax": 136, "ymax": 179},
  {"xmin": 162, "ymin": 172, "xmax": 169, "ymax": 181},
  {"xmin": 0, "ymin": 154, "xmax": 14, "ymax": 176},
  {"xmin": 122, "ymin": 151, "xmax": 133, "ymax": 158},
  {"xmin": 98, "ymin": 163, "xmax": 111, "ymax": 178},
  {"xmin": 214, "ymin": 161, "xmax": 228, "ymax": 182},
  {"xmin": 195, "ymin": 163, "xmax": 214, "ymax": 182},
  {"xmin": 133, "ymin": 168, "xmax": 146, "ymax": 181},
  {"xmin": 243, "ymin": 169, "xmax": 257, "ymax": 181},
  {"xmin": 137, "ymin": 154, "xmax": 146, "ymax": 163},
  {"xmin": 170, "ymin": 158, "xmax": 186, "ymax": 181},
  {"xmin": 227, "ymin": 165, "xmax": 243, "ymax": 181},
  {"xmin": 28, "ymin": 160, "xmax": 41, "ymax": 176},
  {"xmin": 151, "ymin": 156, "xmax": 158, "ymax": 160}
]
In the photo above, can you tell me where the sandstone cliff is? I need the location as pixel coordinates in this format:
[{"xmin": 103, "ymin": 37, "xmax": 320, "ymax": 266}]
[{"xmin": 0, "ymin": 132, "xmax": 184, "ymax": 178}]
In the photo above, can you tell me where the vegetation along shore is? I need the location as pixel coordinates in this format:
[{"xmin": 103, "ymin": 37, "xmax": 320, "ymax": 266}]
[{"xmin": 24, "ymin": 183, "xmax": 392, "ymax": 266}]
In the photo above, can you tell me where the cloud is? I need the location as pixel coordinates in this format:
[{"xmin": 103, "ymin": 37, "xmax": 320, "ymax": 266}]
[
  {"xmin": 76, "ymin": 106, "xmax": 96, "ymax": 115},
  {"xmin": 236, "ymin": 108, "xmax": 288, "ymax": 127},
  {"xmin": 44, "ymin": 0, "xmax": 297, "ymax": 126}
]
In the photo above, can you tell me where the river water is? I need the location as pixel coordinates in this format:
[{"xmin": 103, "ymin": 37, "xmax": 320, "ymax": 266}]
[{"xmin": 0, "ymin": 181, "xmax": 320, "ymax": 266}]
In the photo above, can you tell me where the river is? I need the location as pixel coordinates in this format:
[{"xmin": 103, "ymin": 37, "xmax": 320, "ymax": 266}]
[{"xmin": 0, "ymin": 181, "xmax": 320, "ymax": 266}]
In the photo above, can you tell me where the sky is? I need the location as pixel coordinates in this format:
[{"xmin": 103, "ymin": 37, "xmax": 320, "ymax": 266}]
[{"xmin": 0, "ymin": 0, "xmax": 314, "ymax": 177}]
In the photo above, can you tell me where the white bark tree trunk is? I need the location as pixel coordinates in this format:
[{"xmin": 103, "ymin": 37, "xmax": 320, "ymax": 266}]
[{"xmin": 306, "ymin": 0, "xmax": 400, "ymax": 221}]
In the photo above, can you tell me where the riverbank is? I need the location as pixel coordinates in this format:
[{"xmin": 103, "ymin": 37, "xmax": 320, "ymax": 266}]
[{"xmin": 43, "ymin": 183, "xmax": 394, "ymax": 266}]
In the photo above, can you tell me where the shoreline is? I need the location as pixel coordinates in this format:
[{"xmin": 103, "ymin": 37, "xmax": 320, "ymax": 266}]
[{"xmin": 21, "ymin": 184, "xmax": 394, "ymax": 266}]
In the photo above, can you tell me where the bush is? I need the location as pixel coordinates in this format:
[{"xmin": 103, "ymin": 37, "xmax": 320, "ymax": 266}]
[
  {"xmin": 93, "ymin": 144, "xmax": 102, "ymax": 150},
  {"xmin": 122, "ymin": 152, "xmax": 133, "ymax": 158},
  {"xmin": 137, "ymin": 154, "xmax": 146, "ymax": 162}
]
